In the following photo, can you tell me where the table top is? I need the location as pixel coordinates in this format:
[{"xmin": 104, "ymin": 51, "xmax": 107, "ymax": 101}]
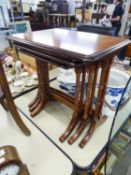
[
  {"xmin": 7, "ymin": 28, "xmax": 130, "ymax": 66},
  {"xmin": 0, "ymin": 106, "xmax": 73, "ymax": 175}
]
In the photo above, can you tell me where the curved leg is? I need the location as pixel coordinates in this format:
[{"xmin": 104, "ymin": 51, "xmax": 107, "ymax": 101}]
[
  {"xmin": 28, "ymin": 59, "xmax": 49, "ymax": 117},
  {"xmin": 29, "ymin": 95, "xmax": 41, "ymax": 112},
  {"xmin": 79, "ymin": 120, "xmax": 96, "ymax": 148},
  {"xmin": 68, "ymin": 119, "xmax": 89, "ymax": 145},
  {"xmin": 30, "ymin": 95, "xmax": 48, "ymax": 117},
  {"xmin": 59, "ymin": 116, "xmax": 80, "ymax": 142},
  {"xmin": 0, "ymin": 56, "xmax": 31, "ymax": 136},
  {"xmin": 79, "ymin": 115, "xmax": 108, "ymax": 148},
  {"xmin": 28, "ymin": 91, "xmax": 39, "ymax": 108}
]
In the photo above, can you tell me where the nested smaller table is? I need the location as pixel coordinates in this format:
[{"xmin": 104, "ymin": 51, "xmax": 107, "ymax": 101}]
[{"xmin": 7, "ymin": 29, "xmax": 130, "ymax": 148}]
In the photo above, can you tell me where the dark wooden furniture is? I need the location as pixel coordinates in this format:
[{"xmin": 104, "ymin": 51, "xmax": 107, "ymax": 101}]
[
  {"xmin": 77, "ymin": 24, "xmax": 116, "ymax": 36},
  {"xmin": 7, "ymin": 29, "xmax": 130, "ymax": 148},
  {"xmin": 91, "ymin": 13, "xmax": 105, "ymax": 24},
  {"xmin": 126, "ymin": 36, "xmax": 131, "ymax": 66},
  {"xmin": 0, "ymin": 54, "xmax": 31, "ymax": 136},
  {"xmin": 0, "ymin": 86, "xmax": 8, "ymax": 111},
  {"xmin": 0, "ymin": 145, "xmax": 30, "ymax": 175}
]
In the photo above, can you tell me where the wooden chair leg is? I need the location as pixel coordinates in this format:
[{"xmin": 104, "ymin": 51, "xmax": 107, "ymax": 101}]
[{"xmin": 0, "ymin": 55, "xmax": 31, "ymax": 136}]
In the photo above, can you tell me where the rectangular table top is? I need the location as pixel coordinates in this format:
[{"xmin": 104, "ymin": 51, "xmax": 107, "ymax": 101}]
[{"xmin": 7, "ymin": 29, "xmax": 130, "ymax": 66}]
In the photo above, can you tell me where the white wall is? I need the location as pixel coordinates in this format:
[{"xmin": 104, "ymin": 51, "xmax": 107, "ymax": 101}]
[
  {"xmin": 119, "ymin": 0, "xmax": 131, "ymax": 36},
  {"xmin": 0, "ymin": 0, "xmax": 10, "ymax": 27}
]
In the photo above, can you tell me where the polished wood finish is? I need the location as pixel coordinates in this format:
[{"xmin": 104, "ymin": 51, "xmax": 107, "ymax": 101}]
[
  {"xmin": 7, "ymin": 29, "xmax": 130, "ymax": 148},
  {"xmin": 7, "ymin": 29, "xmax": 130, "ymax": 67},
  {"xmin": 59, "ymin": 67, "xmax": 85, "ymax": 142},
  {"xmin": 28, "ymin": 60, "xmax": 49, "ymax": 117},
  {"xmin": 0, "ymin": 146, "xmax": 30, "ymax": 175},
  {"xmin": 0, "ymin": 86, "xmax": 8, "ymax": 111},
  {"xmin": 79, "ymin": 59, "xmax": 113, "ymax": 148},
  {"xmin": 0, "ymin": 54, "xmax": 31, "ymax": 136}
]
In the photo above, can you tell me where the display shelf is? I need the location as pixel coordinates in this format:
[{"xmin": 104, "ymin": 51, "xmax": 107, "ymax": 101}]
[
  {"xmin": 0, "ymin": 106, "xmax": 74, "ymax": 175},
  {"xmin": 14, "ymin": 68, "xmax": 131, "ymax": 172}
]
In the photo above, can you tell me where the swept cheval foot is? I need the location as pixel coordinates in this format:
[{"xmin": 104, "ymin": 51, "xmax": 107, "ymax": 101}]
[
  {"xmin": 79, "ymin": 120, "xmax": 96, "ymax": 148},
  {"xmin": 68, "ymin": 119, "xmax": 89, "ymax": 145},
  {"xmin": 28, "ymin": 92, "xmax": 39, "ymax": 108},
  {"xmin": 30, "ymin": 96, "xmax": 48, "ymax": 117},
  {"xmin": 29, "ymin": 96, "xmax": 41, "ymax": 112},
  {"xmin": 59, "ymin": 117, "xmax": 79, "ymax": 142},
  {"xmin": 8, "ymin": 103, "xmax": 31, "ymax": 136},
  {"xmin": 79, "ymin": 115, "xmax": 107, "ymax": 148}
]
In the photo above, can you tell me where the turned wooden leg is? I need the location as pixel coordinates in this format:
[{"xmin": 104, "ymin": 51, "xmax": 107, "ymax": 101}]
[
  {"xmin": 29, "ymin": 59, "xmax": 49, "ymax": 117},
  {"xmin": 79, "ymin": 115, "xmax": 108, "ymax": 148},
  {"xmin": 67, "ymin": 64, "xmax": 95, "ymax": 146},
  {"xmin": 97, "ymin": 58, "xmax": 114, "ymax": 118},
  {"xmin": 0, "ymin": 56, "xmax": 31, "ymax": 136},
  {"xmin": 59, "ymin": 67, "xmax": 84, "ymax": 142},
  {"xmin": 68, "ymin": 67, "xmax": 87, "ymax": 144},
  {"xmin": 93, "ymin": 60, "xmax": 110, "ymax": 119},
  {"xmin": 68, "ymin": 64, "xmax": 97, "ymax": 144},
  {"xmin": 89, "ymin": 64, "xmax": 99, "ymax": 116},
  {"xmin": 79, "ymin": 60, "xmax": 112, "ymax": 148}
]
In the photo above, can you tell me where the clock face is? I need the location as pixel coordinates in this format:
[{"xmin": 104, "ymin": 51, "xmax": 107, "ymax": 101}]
[{"xmin": 0, "ymin": 164, "xmax": 20, "ymax": 175}]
